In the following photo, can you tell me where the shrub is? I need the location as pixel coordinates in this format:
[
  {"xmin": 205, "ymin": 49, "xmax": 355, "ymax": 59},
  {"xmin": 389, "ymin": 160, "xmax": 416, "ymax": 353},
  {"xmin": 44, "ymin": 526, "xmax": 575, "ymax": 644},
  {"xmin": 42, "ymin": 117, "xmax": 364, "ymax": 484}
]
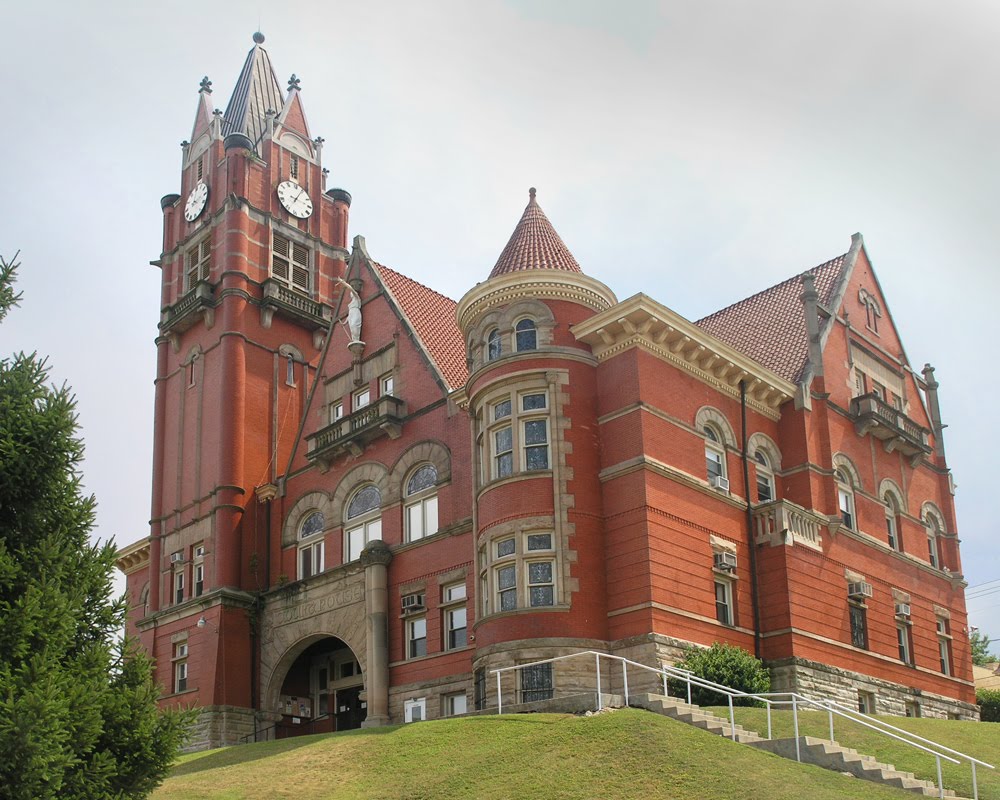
[
  {"xmin": 978, "ymin": 689, "xmax": 1000, "ymax": 722},
  {"xmin": 669, "ymin": 642, "xmax": 770, "ymax": 707}
]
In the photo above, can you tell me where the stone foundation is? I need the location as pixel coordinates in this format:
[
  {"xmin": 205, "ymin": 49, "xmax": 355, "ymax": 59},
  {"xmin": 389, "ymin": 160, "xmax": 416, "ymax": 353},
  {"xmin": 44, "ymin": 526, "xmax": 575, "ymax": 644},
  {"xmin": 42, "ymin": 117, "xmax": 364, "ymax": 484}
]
[
  {"xmin": 767, "ymin": 657, "xmax": 979, "ymax": 720},
  {"xmin": 182, "ymin": 705, "xmax": 260, "ymax": 751}
]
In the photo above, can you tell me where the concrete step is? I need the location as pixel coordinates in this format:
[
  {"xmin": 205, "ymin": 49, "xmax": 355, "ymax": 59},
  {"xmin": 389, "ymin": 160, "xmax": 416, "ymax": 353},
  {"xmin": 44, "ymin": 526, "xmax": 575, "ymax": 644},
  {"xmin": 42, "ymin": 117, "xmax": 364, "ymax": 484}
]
[
  {"xmin": 631, "ymin": 695, "xmax": 965, "ymax": 798},
  {"xmin": 751, "ymin": 737, "xmax": 958, "ymax": 797}
]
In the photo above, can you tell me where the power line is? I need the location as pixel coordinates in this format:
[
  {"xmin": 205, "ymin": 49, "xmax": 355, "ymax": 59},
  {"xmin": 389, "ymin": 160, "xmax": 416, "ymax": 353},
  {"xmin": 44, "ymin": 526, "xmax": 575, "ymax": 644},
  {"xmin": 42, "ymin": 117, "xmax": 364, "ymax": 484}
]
[{"xmin": 967, "ymin": 578, "xmax": 1000, "ymax": 591}]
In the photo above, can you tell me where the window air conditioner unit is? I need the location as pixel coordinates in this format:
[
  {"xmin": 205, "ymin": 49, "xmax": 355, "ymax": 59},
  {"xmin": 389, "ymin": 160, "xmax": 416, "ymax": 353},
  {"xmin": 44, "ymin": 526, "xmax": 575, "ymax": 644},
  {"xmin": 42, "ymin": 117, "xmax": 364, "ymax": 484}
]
[
  {"xmin": 895, "ymin": 603, "xmax": 911, "ymax": 617},
  {"xmin": 711, "ymin": 475, "xmax": 730, "ymax": 492},
  {"xmin": 848, "ymin": 581, "xmax": 873, "ymax": 599},
  {"xmin": 170, "ymin": 552, "xmax": 184, "ymax": 564},
  {"xmin": 401, "ymin": 593, "xmax": 425, "ymax": 613},
  {"xmin": 714, "ymin": 551, "xmax": 738, "ymax": 572}
]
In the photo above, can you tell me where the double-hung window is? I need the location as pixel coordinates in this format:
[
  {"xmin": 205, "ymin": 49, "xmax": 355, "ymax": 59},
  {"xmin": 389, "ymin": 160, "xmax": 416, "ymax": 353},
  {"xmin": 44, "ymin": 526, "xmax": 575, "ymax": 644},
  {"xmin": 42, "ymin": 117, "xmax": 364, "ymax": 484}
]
[
  {"xmin": 704, "ymin": 426, "xmax": 726, "ymax": 485},
  {"xmin": 849, "ymin": 603, "xmax": 868, "ymax": 650},
  {"xmin": 896, "ymin": 623, "xmax": 912, "ymax": 664},
  {"xmin": 407, "ymin": 617, "xmax": 427, "ymax": 659},
  {"xmin": 298, "ymin": 511, "xmax": 325, "ymax": 579},
  {"xmin": 491, "ymin": 399, "xmax": 513, "ymax": 479},
  {"xmin": 754, "ymin": 450, "xmax": 774, "ymax": 503},
  {"xmin": 345, "ymin": 485, "xmax": 381, "ymax": 562},
  {"xmin": 521, "ymin": 393, "xmax": 549, "ymax": 471},
  {"xmin": 836, "ymin": 469, "xmax": 855, "ymax": 530},
  {"xmin": 937, "ymin": 618, "xmax": 952, "ymax": 675},
  {"xmin": 173, "ymin": 642, "xmax": 189, "ymax": 693},
  {"xmin": 442, "ymin": 583, "xmax": 467, "ymax": 650},
  {"xmin": 404, "ymin": 464, "xmax": 439, "ymax": 543},
  {"xmin": 193, "ymin": 544, "xmax": 205, "ymax": 597},
  {"xmin": 715, "ymin": 579, "xmax": 733, "ymax": 626}
]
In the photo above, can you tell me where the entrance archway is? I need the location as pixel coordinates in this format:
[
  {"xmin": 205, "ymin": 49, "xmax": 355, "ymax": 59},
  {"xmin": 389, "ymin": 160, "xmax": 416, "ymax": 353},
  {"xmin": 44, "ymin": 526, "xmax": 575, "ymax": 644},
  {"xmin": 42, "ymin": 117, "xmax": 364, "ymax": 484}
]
[{"xmin": 270, "ymin": 636, "xmax": 366, "ymax": 738}]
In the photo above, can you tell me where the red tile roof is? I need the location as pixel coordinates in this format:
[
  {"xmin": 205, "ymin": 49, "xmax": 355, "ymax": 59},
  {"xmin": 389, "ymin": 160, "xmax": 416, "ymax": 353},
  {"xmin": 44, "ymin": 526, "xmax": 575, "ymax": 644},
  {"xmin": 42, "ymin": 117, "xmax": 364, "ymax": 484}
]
[
  {"xmin": 373, "ymin": 263, "xmax": 469, "ymax": 390},
  {"xmin": 489, "ymin": 188, "xmax": 582, "ymax": 278},
  {"xmin": 695, "ymin": 254, "xmax": 848, "ymax": 383}
]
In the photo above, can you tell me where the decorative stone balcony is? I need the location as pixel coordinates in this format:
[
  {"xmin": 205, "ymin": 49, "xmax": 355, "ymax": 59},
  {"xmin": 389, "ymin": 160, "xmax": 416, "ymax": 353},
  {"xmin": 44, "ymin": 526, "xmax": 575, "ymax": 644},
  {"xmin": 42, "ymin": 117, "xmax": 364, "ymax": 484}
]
[
  {"xmin": 260, "ymin": 279, "xmax": 331, "ymax": 333},
  {"xmin": 753, "ymin": 499, "xmax": 826, "ymax": 551},
  {"xmin": 849, "ymin": 392, "xmax": 931, "ymax": 460},
  {"xmin": 160, "ymin": 281, "xmax": 214, "ymax": 335},
  {"xmin": 306, "ymin": 395, "xmax": 404, "ymax": 467}
]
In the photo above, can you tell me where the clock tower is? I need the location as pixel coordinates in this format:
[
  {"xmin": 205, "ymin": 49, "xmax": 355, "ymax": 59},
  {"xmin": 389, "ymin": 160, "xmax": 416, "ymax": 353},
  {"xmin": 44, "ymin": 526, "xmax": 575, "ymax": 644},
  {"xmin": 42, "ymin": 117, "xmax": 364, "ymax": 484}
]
[{"xmin": 145, "ymin": 33, "xmax": 352, "ymax": 745}]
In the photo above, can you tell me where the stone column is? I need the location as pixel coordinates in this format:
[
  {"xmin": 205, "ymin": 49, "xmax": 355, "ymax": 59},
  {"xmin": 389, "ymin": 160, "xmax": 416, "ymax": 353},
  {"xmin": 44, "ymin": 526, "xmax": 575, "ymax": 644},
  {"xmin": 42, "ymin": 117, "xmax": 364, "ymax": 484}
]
[{"xmin": 360, "ymin": 540, "xmax": 392, "ymax": 727}]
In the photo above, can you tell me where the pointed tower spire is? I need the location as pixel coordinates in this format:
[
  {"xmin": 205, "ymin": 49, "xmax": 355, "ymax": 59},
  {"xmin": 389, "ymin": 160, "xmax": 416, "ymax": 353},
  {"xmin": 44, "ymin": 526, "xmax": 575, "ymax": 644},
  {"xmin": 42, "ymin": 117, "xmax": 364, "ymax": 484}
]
[
  {"xmin": 488, "ymin": 188, "xmax": 582, "ymax": 278},
  {"xmin": 221, "ymin": 32, "xmax": 284, "ymax": 151}
]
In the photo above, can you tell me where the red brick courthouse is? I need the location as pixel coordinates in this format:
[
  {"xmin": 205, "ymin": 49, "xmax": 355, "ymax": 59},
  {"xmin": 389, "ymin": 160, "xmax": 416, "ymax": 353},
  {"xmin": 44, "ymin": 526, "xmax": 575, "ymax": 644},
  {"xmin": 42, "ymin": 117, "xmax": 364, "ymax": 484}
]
[{"xmin": 116, "ymin": 35, "xmax": 977, "ymax": 748}]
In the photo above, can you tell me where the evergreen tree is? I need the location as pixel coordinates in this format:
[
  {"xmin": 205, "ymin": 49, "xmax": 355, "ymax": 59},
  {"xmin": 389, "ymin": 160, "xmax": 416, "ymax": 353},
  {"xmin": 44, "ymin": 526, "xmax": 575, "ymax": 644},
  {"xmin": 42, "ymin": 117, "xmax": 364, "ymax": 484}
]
[{"xmin": 0, "ymin": 255, "xmax": 192, "ymax": 799}]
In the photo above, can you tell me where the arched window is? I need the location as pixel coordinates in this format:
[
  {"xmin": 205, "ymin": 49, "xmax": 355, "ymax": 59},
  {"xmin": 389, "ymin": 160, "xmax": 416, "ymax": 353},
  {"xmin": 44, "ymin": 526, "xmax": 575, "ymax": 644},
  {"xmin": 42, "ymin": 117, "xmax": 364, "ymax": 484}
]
[
  {"xmin": 345, "ymin": 486, "xmax": 382, "ymax": 562},
  {"xmin": 298, "ymin": 511, "xmax": 325, "ymax": 579},
  {"xmin": 487, "ymin": 329, "xmax": 502, "ymax": 361},
  {"xmin": 925, "ymin": 512, "xmax": 943, "ymax": 569},
  {"xmin": 754, "ymin": 449, "xmax": 774, "ymax": 503},
  {"xmin": 836, "ymin": 469, "xmax": 855, "ymax": 529},
  {"xmin": 405, "ymin": 464, "xmax": 439, "ymax": 543},
  {"xmin": 884, "ymin": 494, "xmax": 902, "ymax": 552},
  {"xmin": 515, "ymin": 318, "xmax": 537, "ymax": 352},
  {"xmin": 704, "ymin": 425, "xmax": 727, "ymax": 488}
]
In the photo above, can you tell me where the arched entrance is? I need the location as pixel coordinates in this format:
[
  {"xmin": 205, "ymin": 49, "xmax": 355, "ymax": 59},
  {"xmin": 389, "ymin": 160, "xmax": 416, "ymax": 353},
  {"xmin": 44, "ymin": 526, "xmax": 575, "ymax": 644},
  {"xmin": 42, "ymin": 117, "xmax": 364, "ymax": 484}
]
[{"xmin": 271, "ymin": 636, "xmax": 366, "ymax": 738}]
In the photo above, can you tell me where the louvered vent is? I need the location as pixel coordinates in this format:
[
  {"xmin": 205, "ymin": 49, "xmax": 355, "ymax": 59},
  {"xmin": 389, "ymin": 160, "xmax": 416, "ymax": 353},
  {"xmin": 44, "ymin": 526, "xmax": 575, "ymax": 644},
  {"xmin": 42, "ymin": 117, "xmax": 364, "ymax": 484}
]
[
  {"xmin": 186, "ymin": 239, "xmax": 211, "ymax": 289},
  {"xmin": 271, "ymin": 233, "xmax": 310, "ymax": 293}
]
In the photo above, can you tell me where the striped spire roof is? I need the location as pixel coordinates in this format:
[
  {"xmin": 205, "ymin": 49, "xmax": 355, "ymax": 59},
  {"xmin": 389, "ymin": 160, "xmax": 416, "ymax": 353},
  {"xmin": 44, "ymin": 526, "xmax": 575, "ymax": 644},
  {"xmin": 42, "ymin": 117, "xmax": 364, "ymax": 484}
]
[
  {"xmin": 489, "ymin": 188, "xmax": 582, "ymax": 278},
  {"xmin": 222, "ymin": 33, "xmax": 284, "ymax": 151}
]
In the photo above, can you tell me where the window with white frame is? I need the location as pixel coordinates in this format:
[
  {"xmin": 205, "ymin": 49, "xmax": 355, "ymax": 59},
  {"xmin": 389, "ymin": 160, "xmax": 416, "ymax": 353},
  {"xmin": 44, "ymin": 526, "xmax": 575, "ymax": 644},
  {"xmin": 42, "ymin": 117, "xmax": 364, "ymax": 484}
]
[
  {"xmin": 715, "ymin": 579, "xmax": 734, "ymax": 626},
  {"xmin": 884, "ymin": 495, "xmax": 902, "ymax": 552},
  {"xmin": 298, "ymin": 510, "xmax": 325, "ymax": 579},
  {"xmin": 515, "ymin": 318, "xmax": 537, "ymax": 352},
  {"xmin": 527, "ymin": 561, "xmax": 554, "ymax": 607},
  {"xmin": 353, "ymin": 386, "xmax": 370, "ymax": 411},
  {"xmin": 519, "ymin": 663, "xmax": 553, "ymax": 703},
  {"xmin": 704, "ymin": 425, "xmax": 726, "ymax": 486},
  {"xmin": 490, "ymin": 398, "xmax": 513, "ymax": 479},
  {"xmin": 442, "ymin": 582, "xmax": 467, "ymax": 650},
  {"xmin": 754, "ymin": 450, "xmax": 774, "ymax": 503},
  {"xmin": 404, "ymin": 464, "xmax": 439, "ymax": 543},
  {"xmin": 836, "ymin": 469, "xmax": 855, "ymax": 530},
  {"xmin": 285, "ymin": 354, "xmax": 296, "ymax": 387},
  {"xmin": 896, "ymin": 623, "xmax": 912, "ymax": 664},
  {"xmin": 193, "ymin": 543, "xmax": 205, "ymax": 597},
  {"xmin": 271, "ymin": 232, "xmax": 311, "ymax": 293},
  {"xmin": 849, "ymin": 601, "xmax": 868, "ymax": 650},
  {"xmin": 486, "ymin": 328, "xmax": 502, "ymax": 361},
  {"xmin": 496, "ymin": 563, "xmax": 517, "ymax": 613},
  {"xmin": 380, "ymin": 372, "xmax": 395, "ymax": 397},
  {"xmin": 481, "ymin": 532, "xmax": 556, "ymax": 616},
  {"xmin": 186, "ymin": 238, "xmax": 211, "ymax": 290},
  {"xmin": 937, "ymin": 617, "xmax": 952, "ymax": 675},
  {"xmin": 407, "ymin": 616, "xmax": 427, "ymax": 659},
  {"xmin": 925, "ymin": 513, "xmax": 943, "ymax": 569},
  {"xmin": 345, "ymin": 485, "xmax": 381, "ymax": 562},
  {"xmin": 173, "ymin": 567, "xmax": 185, "ymax": 605},
  {"xmin": 443, "ymin": 692, "xmax": 467, "ymax": 716},
  {"xmin": 329, "ymin": 401, "xmax": 344, "ymax": 425},
  {"xmin": 404, "ymin": 697, "xmax": 426, "ymax": 722},
  {"xmin": 173, "ymin": 642, "xmax": 189, "ymax": 693}
]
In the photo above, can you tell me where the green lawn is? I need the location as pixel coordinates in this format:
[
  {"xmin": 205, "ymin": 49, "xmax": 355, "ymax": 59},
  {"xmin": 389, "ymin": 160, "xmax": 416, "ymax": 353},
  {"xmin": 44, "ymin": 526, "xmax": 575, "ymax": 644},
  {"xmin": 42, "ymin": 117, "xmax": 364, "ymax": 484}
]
[
  {"xmin": 708, "ymin": 706, "xmax": 1000, "ymax": 799},
  {"xmin": 153, "ymin": 708, "xmax": 957, "ymax": 799}
]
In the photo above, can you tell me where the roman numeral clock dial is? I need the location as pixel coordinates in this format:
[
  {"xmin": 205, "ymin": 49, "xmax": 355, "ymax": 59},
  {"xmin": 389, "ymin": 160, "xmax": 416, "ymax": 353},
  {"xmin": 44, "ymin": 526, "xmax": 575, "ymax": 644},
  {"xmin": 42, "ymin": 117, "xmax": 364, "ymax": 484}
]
[{"xmin": 277, "ymin": 180, "xmax": 314, "ymax": 219}]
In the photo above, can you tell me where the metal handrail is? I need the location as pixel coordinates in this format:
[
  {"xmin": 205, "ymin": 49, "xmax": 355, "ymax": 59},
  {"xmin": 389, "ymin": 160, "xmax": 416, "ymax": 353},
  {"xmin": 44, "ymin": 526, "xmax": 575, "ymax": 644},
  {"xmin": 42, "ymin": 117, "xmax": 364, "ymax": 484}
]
[{"xmin": 491, "ymin": 650, "xmax": 992, "ymax": 800}]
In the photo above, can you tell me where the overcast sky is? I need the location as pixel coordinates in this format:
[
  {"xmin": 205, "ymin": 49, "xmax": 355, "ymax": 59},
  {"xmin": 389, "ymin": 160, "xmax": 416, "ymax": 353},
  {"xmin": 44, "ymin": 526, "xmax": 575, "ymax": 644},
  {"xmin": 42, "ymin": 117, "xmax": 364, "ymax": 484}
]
[{"xmin": 2, "ymin": 1, "xmax": 998, "ymax": 640}]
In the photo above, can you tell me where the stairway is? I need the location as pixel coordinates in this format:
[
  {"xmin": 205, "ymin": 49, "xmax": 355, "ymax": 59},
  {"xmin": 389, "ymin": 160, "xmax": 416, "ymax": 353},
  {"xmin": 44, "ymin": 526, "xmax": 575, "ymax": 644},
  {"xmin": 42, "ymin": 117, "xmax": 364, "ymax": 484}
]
[{"xmin": 630, "ymin": 693, "xmax": 964, "ymax": 798}]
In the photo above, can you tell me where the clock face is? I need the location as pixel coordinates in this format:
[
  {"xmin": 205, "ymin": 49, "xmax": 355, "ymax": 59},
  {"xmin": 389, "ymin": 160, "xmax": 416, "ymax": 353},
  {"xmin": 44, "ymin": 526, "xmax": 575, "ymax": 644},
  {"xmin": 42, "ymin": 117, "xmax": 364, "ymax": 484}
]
[
  {"xmin": 184, "ymin": 181, "xmax": 209, "ymax": 222},
  {"xmin": 277, "ymin": 180, "xmax": 314, "ymax": 219}
]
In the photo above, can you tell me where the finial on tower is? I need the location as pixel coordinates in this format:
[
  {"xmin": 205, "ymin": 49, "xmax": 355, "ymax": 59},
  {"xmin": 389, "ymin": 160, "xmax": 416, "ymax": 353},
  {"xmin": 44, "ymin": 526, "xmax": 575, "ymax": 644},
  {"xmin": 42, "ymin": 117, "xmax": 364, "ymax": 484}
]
[
  {"xmin": 529, "ymin": 187, "xmax": 537, "ymax": 201},
  {"xmin": 288, "ymin": 74, "xmax": 301, "ymax": 91},
  {"xmin": 199, "ymin": 76, "xmax": 212, "ymax": 94},
  {"xmin": 253, "ymin": 31, "xmax": 265, "ymax": 44}
]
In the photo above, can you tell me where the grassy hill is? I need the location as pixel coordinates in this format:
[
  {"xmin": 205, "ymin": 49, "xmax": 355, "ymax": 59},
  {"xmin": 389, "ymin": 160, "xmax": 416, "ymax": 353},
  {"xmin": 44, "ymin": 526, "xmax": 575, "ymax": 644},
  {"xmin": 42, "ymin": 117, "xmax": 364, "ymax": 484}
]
[{"xmin": 151, "ymin": 707, "xmax": 998, "ymax": 799}]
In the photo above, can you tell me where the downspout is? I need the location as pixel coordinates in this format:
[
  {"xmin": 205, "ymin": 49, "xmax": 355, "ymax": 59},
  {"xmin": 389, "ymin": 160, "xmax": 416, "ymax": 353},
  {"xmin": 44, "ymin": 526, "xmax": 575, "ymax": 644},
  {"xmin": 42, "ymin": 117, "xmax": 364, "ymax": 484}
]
[{"xmin": 740, "ymin": 379, "xmax": 762, "ymax": 660}]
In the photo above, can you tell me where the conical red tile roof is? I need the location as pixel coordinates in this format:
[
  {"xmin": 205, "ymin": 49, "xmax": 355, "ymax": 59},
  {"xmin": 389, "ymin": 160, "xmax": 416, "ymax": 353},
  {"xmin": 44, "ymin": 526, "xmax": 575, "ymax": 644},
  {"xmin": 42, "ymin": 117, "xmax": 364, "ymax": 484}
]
[{"xmin": 489, "ymin": 188, "xmax": 582, "ymax": 278}]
